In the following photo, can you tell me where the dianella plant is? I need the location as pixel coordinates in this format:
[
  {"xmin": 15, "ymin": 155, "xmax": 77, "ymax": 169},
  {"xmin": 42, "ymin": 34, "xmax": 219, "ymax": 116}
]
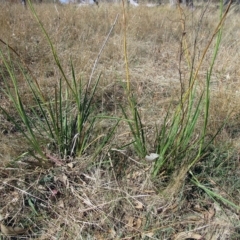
[
  {"xmin": 152, "ymin": 3, "xmax": 230, "ymax": 197},
  {"xmin": 0, "ymin": 49, "xmax": 101, "ymax": 166},
  {"xmin": 121, "ymin": 1, "xmax": 231, "ymax": 199},
  {"xmin": 0, "ymin": 2, "xmax": 117, "ymax": 167}
]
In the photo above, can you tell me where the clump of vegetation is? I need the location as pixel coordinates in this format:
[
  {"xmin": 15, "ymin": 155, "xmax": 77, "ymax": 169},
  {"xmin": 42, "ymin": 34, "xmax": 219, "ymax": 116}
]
[{"xmin": 0, "ymin": 1, "xmax": 240, "ymax": 239}]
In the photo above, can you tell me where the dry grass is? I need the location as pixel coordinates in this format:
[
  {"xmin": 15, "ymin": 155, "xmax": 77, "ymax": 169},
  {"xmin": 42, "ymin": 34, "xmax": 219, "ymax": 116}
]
[{"xmin": 1, "ymin": 2, "xmax": 240, "ymax": 239}]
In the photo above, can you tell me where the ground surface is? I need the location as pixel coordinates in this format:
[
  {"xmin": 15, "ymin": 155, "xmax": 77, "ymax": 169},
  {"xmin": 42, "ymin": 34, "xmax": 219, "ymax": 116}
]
[{"xmin": 0, "ymin": 2, "xmax": 240, "ymax": 239}]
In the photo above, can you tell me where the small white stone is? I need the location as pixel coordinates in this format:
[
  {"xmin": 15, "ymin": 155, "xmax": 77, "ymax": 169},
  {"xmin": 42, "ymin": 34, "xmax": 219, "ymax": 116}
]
[{"xmin": 145, "ymin": 153, "xmax": 159, "ymax": 162}]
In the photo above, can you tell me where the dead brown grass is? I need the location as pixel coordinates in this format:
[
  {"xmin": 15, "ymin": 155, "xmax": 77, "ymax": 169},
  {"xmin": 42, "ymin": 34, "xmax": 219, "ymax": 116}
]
[{"xmin": 1, "ymin": 2, "xmax": 240, "ymax": 239}]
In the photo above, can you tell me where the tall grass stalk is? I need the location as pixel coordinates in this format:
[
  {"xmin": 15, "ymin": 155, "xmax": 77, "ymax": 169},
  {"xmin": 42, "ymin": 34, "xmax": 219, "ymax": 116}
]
[{"xmin": 120, "ymin": 0, "xmax": 148, "ymax": 158}]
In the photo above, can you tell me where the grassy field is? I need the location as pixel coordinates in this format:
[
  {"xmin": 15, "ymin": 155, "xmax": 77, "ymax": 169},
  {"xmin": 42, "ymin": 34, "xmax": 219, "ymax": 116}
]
[{"xmin": 0, "ymin": 1, "xmax": 240, "ymax": 239}]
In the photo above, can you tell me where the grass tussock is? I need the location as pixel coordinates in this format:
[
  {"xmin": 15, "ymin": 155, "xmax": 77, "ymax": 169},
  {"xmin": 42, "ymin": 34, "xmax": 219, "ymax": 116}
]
[{"xmin": 1, "ymin": 2, "xmax": 240, "ymax": 239}]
